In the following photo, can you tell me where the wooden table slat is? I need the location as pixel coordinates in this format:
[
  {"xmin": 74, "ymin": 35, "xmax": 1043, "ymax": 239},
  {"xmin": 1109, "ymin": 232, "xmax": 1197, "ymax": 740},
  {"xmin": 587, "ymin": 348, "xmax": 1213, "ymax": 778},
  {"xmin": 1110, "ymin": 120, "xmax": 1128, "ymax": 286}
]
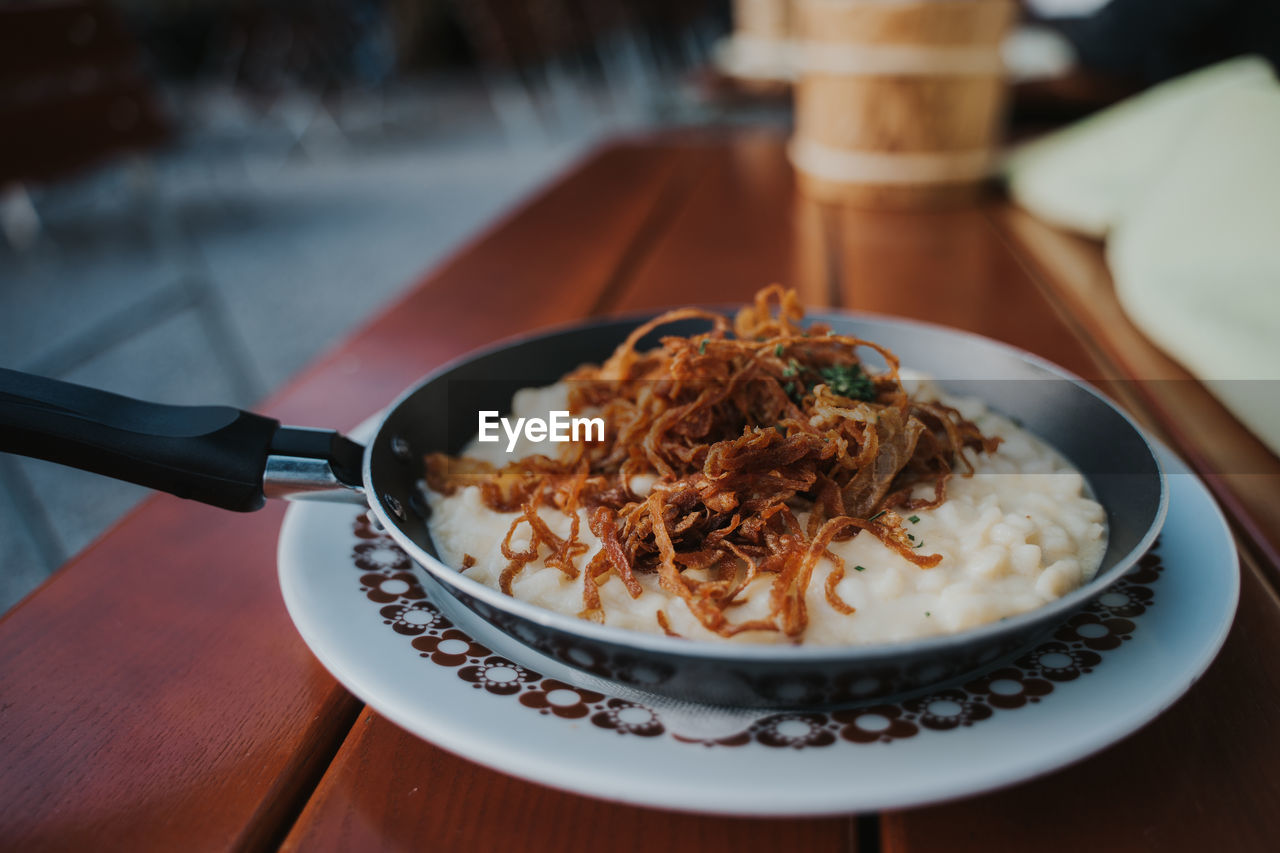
[
  {"xmin": 282, "ymin": 714, "xmax": 857, "ymax": 853},
  {"xmin": 8, "ymin": 132, "xmax": 1278, "ymax": 852},
  {"xmin": 280, "ymin": 133, "xmax": 862, "ymax": 852},
  {"xmin": 831, "ymin": 204, "xmax": 1102, "ymax": 380},
  {"xmin": 988, "ymin": 206, "xmax": 1280, "ymax": 580},
  {"xmin": 884, "ymin": 197, "xmax": 1280, "ymax": 853},
  {"xmin": 613, "ymin": 130, "xmax": 835, "ymax": 311},
  {"xmin": 883, "ymin": 549, "xmax": 1280, "ymax": 853},
  {"xmin": 286, "ymin": 136, "xmax": 1280, "ymax": 852},
  {"xmin": 0, "ymin": 141, "xmax": 690, "ymax": 851}
]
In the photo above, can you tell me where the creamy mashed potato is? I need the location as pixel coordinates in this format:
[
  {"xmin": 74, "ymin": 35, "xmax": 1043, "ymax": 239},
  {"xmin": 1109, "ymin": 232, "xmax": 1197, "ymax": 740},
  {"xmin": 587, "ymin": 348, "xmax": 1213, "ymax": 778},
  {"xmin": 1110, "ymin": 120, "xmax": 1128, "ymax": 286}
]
[{"xmin": 426, "ymin": 382, "xmax": 1107, "ymax": 645}]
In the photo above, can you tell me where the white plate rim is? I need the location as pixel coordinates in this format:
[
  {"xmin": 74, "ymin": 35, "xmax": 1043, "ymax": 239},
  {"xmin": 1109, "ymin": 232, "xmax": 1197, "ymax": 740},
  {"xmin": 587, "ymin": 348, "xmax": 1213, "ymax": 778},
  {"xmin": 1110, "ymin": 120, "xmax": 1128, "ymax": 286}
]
[{"xmin": 279, "ymin": 442, "xmax": 1238, "ymax": 816}]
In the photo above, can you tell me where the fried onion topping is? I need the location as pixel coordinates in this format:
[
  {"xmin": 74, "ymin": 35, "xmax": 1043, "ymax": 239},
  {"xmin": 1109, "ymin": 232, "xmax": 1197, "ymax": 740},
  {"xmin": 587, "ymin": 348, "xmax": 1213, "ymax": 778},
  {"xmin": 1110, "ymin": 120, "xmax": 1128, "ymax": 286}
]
[{"xmin": 426, "ymin": 286, "xmax": 999, "ymax": 640}]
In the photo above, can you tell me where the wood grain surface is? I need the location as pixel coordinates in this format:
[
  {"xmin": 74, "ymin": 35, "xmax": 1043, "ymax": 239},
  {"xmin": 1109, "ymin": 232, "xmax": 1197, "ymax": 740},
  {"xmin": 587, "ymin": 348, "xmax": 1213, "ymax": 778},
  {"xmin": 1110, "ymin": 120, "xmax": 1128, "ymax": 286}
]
[
  {"xmin": 831, "ymin": 203, "xmax": 1102, "ymax": 379},
  {"xmin": 4, "ymin": 133, "xmax": 1276, "ymax": 852},
  {"xmin": 879, "ymin": 180, "xmax": 1280, "ymax": 853},
  {"xmin": 614, "ymin": 130, "xmax": 832, "ymax": 310},
  {"xmin": 883, "ymin": 548, "xmax": 1280, "ymax": 853},
  {"xmin": 989, "ymin": 206, "xmax": 1280, "ymax": 578},
  {"xmin": 0, "ymin": 141, "xmax": 691, "ymax": 852},
  {"xmin": 282, "ymin": 132, "xmax": 865, "ymax": 853},
  {"xmin": 283, "ymin": 713, "xmax": 857, "ymax": 853}
]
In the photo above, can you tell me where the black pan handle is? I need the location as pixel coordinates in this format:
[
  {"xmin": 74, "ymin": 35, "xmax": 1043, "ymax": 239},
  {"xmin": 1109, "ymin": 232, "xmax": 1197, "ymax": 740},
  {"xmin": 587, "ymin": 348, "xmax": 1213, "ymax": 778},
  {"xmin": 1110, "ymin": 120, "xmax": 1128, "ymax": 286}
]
[{"xmin": 0, "ymin": 367, "xmax": 363, "ymax": 512}]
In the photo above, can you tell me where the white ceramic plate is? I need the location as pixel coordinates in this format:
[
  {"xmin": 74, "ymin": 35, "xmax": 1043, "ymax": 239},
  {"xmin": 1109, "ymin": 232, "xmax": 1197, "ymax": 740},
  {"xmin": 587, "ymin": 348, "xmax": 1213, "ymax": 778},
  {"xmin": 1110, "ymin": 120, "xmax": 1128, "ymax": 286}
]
[{"xmin": 279, "ymin": 443, "xmax": 1237, "ymax": 815}]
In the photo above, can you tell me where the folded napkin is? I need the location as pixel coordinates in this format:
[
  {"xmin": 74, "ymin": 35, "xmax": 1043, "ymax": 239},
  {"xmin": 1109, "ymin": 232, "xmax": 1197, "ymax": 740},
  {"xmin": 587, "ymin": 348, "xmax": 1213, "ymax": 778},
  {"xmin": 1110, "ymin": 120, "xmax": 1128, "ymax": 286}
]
[
  {"xmin": 1006, "ymin": 56, "xmax": 1280, "ymax": 457},
  {"xmin": 1006, "ymin": 56, "xmax": 1276, "ymax": 237}
]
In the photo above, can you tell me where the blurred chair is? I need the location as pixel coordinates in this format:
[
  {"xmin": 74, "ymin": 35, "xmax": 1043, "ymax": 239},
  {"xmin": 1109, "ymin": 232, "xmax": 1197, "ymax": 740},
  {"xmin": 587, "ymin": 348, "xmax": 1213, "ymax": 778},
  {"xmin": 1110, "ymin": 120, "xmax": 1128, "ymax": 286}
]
[
  {"xmin": 0, "ymin": 0, "xmax": 169, "ymax": 248},
  {"xmin": 447, "ymin": 0, "xmax": 720, "ymax": 141}
]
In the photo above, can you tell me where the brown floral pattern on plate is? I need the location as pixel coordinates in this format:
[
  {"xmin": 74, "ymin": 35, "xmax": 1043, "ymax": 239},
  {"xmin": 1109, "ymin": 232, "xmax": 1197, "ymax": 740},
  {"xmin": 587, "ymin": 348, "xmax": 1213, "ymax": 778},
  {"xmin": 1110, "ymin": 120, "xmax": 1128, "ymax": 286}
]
[{"xmin": 350, "ymin": 514, "xmax": 1163, "ymax": 749}]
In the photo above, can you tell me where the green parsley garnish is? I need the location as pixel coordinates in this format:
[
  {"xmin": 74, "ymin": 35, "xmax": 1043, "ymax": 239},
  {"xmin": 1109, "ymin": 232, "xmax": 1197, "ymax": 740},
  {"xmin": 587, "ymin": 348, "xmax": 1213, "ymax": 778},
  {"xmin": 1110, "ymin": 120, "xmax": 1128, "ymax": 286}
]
[
  {"xmin": 869, "ymin": 510, "xmax": 886, "ymax": 522},
  {"xmin": 778, "ymin": 358, "xmax": 876, "ymax": 405},
  {"xmin": 908, "ymin": 515, "xmax": 920, "ymax": 524},
  {"xmin": 818, "ymin": 362, "xmax": 876, "ymax": 402},
  {"xmin": 907, "ymin": 533, "xmax": 916, "ymax": 542},
  {"xmin": 774, "ymin": 343, "xmax": 784, "ymax": 357},
  {"xmin": 698, "ymin": 339, "xmax": 708, "ymax": 355},
  {"xmin": 854, "ymin": 565, "xmax": 867, "ymax": 572},
  {"xmin": 925, "ymin": 611, "xmax": 931, "ymax": 617}
]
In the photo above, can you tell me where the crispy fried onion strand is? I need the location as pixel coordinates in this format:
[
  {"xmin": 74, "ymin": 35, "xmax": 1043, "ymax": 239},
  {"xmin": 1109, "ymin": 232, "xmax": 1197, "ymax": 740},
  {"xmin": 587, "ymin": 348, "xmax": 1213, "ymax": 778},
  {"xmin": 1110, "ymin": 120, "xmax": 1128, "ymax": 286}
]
[{"xmin": 425, "ymin": 286, "xmax": 999, "ymax": 640}]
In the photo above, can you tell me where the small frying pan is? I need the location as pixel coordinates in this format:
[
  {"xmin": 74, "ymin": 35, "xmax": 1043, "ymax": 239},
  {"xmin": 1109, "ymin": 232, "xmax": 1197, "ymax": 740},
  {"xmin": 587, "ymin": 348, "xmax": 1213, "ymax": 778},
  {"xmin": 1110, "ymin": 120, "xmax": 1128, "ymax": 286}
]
[{"xmin": 0, "ymin": 311, "xmax": 1166, "ymax": 708}]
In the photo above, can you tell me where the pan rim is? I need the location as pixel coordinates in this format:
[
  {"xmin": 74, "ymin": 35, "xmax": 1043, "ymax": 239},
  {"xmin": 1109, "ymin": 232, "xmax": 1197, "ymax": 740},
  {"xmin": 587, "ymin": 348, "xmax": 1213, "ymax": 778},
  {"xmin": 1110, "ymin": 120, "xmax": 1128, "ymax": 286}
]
[{"xmin": 363, "ymin": 306, "xmax": 1168, "ymax": 664}]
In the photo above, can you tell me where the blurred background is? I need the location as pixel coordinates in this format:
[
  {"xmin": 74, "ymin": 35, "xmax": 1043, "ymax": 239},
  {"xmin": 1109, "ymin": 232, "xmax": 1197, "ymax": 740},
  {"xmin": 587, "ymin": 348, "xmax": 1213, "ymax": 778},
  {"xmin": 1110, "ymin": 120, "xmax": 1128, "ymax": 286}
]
[{"xmin": 2, "ymin": 0, "xmax": 1276, "ymax": 612}]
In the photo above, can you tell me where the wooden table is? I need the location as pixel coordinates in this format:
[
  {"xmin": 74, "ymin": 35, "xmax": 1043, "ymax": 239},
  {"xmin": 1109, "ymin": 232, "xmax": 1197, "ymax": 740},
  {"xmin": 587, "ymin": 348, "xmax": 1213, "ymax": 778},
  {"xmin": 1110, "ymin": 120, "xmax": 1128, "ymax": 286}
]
[{"xmin": 3, "ymin": 131, "xmax": 1278, "ymax": 852}]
